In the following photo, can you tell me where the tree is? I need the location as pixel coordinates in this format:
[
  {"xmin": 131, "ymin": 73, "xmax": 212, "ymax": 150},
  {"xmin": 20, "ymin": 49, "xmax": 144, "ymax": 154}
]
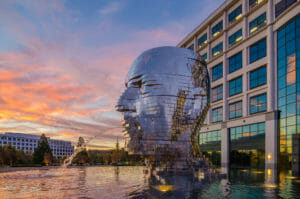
[
  {"xmin": 112, "ymin": 138, "xmax": 120, "ymax": 163},
  {"xmin": 6, "ymin": 144, "xmax": 17, "ymax": 166},
  {"xmin": 43, "ymin": 153, "xmax": 51, "ymax": 166},
  {"xmin": 73, "ymin": 149, "xmax": 89, "ymax": 165},
  {"xmin": 33, "ymin": 134, "xmax": 53, "ymax": 165},
  {"xmin": 0, "ymin": 145, "xmax": 6, "ymax": 167},
  {"xmin": 77, "ymin": 137, "xmax": 85, "ymax": 148}
]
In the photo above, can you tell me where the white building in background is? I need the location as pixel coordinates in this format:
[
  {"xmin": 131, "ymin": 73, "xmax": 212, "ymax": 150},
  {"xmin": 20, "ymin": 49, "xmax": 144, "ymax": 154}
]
[
  {"xmin": 178, "ymin": 0, "xmax": 300, "ymax": 170},
  {"xmin": 0, "ymin": 132, "xmax": 74, "ymax": 158}
]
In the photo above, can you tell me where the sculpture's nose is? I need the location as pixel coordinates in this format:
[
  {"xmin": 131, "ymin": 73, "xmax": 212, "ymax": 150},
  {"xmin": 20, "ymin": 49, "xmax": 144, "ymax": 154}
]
[{"xmin": 115, "ymin": 87, "xmax": 137, "ymax": 112}]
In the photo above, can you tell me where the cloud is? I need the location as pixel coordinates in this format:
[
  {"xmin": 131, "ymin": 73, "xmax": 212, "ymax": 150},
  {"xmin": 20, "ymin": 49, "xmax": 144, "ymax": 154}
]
[{"xmin": 98, "ymin": 2, "xmax": 124, "ymax": 16}]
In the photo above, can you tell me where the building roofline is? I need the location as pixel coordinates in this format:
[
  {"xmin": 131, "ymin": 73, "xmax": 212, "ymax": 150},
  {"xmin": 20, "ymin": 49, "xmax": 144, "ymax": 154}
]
[{"xmin": 177, "ymin": 0, "xmax": 234, "ymax": 47}]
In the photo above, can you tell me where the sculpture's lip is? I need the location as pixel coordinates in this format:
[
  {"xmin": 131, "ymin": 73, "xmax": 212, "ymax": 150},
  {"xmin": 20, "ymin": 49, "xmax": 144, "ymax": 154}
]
[{"xmin": 115, "ymin": 105, "xmax": 136, "ymax": 112}]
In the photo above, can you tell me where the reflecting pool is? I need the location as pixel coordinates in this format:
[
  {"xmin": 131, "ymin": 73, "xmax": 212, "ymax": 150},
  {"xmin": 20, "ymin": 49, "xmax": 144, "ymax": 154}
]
[{"xmin": 0, "ymin": 166, "xmax": 299, "ymax": 199}]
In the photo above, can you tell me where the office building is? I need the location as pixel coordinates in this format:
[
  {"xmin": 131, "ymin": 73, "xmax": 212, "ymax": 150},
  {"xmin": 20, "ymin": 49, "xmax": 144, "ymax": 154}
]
[
  {"xmin": 178, "ymin": 0, "xmax": 300, "ymax": 169},
  {"xmin": 0, "ymin": 132, "xmax": 74, "ymax": 158}
]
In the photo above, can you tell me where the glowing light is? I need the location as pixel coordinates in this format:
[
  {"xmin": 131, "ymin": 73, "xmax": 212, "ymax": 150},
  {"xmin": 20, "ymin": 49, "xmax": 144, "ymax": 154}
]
[
  {"xmin": 153, "ymin": 185, "xmax": 176, "ymax": 192},
  {"xmin": 250, "ymin": 27, "xmax": 257, "ymax": 33},
  {"xmin": 204, "ymin": 40, "xmax": 207, "ymax": 44},
  {"xmin": 258, "ymin": 0, "xmax": 264, "ymax": 4},
  {"xmin": 213, "ymin": 32, "xmax": 220, "ymax": 37},
  {"xmin": 240, "ymin": 169, "xmax": 248, "ymax": 172},
  {"xmin": 267, "ymin": 153, "xmax": 272, "ymax": 161},
  {"xmin": 235, "ymin": 36, "xmax": 242, "ymax": 42},
  {"xmin": 267, "ymin": 169, "xmax": 272, "ymax": 176},
  {"xmin": 213, "ymin": 51, "xmax": 220, "ymax": 57},
  {"xmin": 235, "ymin": 14, "xmax": 242, "ymax": 20}
]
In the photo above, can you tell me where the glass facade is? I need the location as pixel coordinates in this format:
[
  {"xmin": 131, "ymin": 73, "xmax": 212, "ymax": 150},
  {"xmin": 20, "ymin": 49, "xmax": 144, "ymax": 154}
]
[
  {"xmin": 229, "ymin": 76, "xmax": 242, "ymax": 96},
  {"xmin": 212, "ymin": 42, "xmax": 223, "ymax": 58},
  {"xmin": 250, "ymin": 66, "xmax": 267, "ymax": 89},
  {"xmin": 188, "ymin": 44, "xmax": 194, "ymax": 51},
  {"xmin": 199, "ymin": 130, "xmax": 221, "ymax": 166},
  {"xmin": 249, "ymin": 0, "xmax": 266, "ymax": 10},
  {"xmin": 275, "ymin": 0, "xmax": 297, "ymax": 18},
  {"xmin": 230, "ymin": 123, "xmax": 265, "ymax": 168},
  {"xmin": 202, "ymin": 53, "xmax": 207, "ymax": 62},
  {"xmin": 212, "ymin": 85, "xmax": 223, "ymax": 102},
  {"xmin": 198, "ymin": 33, "xmax": 207, "ymax": 48},
  {"xmin": 229, "ymin": 101, "xmax": 243, "ymax": 119},
  {"xmin": 228, "ymin": 5, "xmax": 242, "ymax": 24},
  {"xmin": 277, "ymin": 16, "xmax": 300, "ymax": 167},
  {"xmin": 212, "ymin": 106, "xmax": 223, "ymax": 123},
  {"xmin": 212, "ymin": 63, "xmax": 223, "ymax": 81},
  {"xmin": 212, "ymin": 21, "xmax": 223, "ymax": 37},
  {"xmin": 250, "ymin": 93, "xmax": 267, "ymax": 114},
  {"xmin": 249, "ymin": 12, "xmax": 267, "ymax": 35},
  {"xmin": 229, "ymin": 101, "xmax": 242, "ymax": 119},
  {"xmin": 250, "ymin": 39, "xmax": 266, "ymax": 63},
  {"xmin": 229, "ymin": 52, "xmax": 243, "ymax": 73},
  {"xmin": 229, "ymin": 29, "xmax": 243, "ymax": 47}
]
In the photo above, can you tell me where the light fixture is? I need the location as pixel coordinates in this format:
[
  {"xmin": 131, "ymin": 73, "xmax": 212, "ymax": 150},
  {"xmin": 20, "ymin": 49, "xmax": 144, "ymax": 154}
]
[
  {"xmin": 267, "ymin": 153, "xmax": 272, "ymax": 161},
  {"xmin": 250, "ymin": 27, "xmax": 257, "ymax": 33}
]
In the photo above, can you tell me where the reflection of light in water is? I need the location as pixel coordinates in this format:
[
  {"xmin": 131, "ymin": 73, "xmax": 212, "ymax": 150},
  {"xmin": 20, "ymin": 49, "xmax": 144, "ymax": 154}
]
[
  {"xmin": 252, "ymin": 170, "xmax": 264, "ymax": 174},
  {"xmin": 264, "ymin": 184, "xmax": 277, "ymax": 188},
  {"xmin": 285, "ymin": 176, "xmax": 297, "ymax": 179},
  {"xmin": 240, "ymin": 169, "xmax": 248, "ymax": 172},
  {"xmin": 293, "ymin": 180, "xmax": 300, "ymax": 183},
  {"xmin": 153, "ymin": 185, "xmax": 176, "ymax": 192}
]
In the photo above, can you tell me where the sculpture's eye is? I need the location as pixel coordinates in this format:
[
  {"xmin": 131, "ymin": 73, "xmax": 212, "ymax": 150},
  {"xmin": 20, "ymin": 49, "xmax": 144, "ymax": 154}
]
[{"xmin": 132, "ymin": 80, "xmax": 143, "ymax": 93}]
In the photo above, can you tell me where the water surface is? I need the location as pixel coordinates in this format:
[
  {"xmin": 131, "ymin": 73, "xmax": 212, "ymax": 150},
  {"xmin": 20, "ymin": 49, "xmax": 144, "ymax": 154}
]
[{"xmin": 0, "ymin": 166, "xmax": 299, "ymax": 199}]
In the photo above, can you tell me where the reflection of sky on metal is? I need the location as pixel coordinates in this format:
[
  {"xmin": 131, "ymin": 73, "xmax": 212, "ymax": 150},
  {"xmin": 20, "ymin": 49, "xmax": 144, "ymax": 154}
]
[
  {"xmin": 0, "ymin": 0, "xmax": 224, "ymax": 149},
  {"xmin": 117, "ymin": 47, "xmax": 209, "ymax": 159}
]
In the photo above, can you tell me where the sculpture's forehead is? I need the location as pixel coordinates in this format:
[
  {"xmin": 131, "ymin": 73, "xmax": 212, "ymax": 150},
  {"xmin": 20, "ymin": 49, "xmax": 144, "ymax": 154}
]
[{"xmin": 126, "ymin": 47, "xmax": 197, "ymax": 82}]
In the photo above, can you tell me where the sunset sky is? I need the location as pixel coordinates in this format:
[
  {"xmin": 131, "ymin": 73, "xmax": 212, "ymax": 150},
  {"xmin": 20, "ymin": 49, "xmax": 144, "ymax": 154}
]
[{"xmin": 0, "ymin": 0, "xmax": 223, "ymax": 149}]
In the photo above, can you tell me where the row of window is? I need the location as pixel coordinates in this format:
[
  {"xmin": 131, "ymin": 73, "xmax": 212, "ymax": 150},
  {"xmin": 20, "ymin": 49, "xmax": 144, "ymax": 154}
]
[
  {"xmin": 211, "ymin": 39, "xmax": 266, "ymax": 84},
  {"xmin": 230, "ymin": 122, "xmax": 265, "ymax": 141},
  {"xmin": 194, "ymin": 11, "xmax": 267, "ymax": 51},
  {"xmin": 212, "ymin": 65, "xmax": 266, "ymax": 103},
  {"xmin": 190, "ymin": 0, "xmax": 297, "ymax": 51},
  {"xmin": 211, "ymin": 93, "xmax": 267, "ymax": 122},
  {"xmin": 199, "ymin": 130, "xmax": 221, "ymax": 145}
]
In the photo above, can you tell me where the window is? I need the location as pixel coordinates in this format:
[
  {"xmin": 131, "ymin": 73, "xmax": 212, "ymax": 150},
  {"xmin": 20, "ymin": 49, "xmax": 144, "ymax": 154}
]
[
  {"xmin": 212, "ymin": 42, "xmax": 223, "ymax": 58},
  {"xmin": 212, "ymin": 21, "xmax": 223, "ymax": 37},
  {"xmin": 212, "ymin": 107, "xmax": 223, "ymax": 122},
  {"xmin": 188, "ymin": 44, "xmax": 194, "ymax": 51},
  {"xmin": 229, "ymin": 76, "xmax": 242, "ymax": 96},
  {"xmin": 229, "ymin": 29, "xmax": 243, "ymax": 47},
  {"xmin": 198, "ymin": 33, "xmax": 207, "ymax": 48},
  {"xmin": 228, "ymin": 5, "xmax": 242, "ymax": 24},
  {"xmin": 250, "ymin": 39, "xmax": 266, "ymax": 63},
  {"xmin": 275, "ymin": 0, "xmax": 297, "ymax": 18},
  {"xmin": 201, "ymin": 53, "xmax": 207, "ymax": 62},
  {"xmin": 250, "ymin": 93, "xmax": 267, "ymax": 114},
  {"xmin": 229, "ymin": 52, "xmax": 242, "ymax": 73},
  {"xmin": 249, "ymin": 0, "xmax": 266, "ymax": 10},
  {"xmin": 250, "ymin": 66, "xmax": 266, "ymax": 89},
  {"xmin": 212, "ymin": 85, "xmax": 223, "ymax": 102},
  {"xmin": 229, "ymin": 101, "xmax": 242, "ymax": 119},
  {"xmin": 249, "ymin": 13, "xmax": 267, "ymax": 35},
  {"xmin": 212, "ymin": 63, "xmax": 223, "ymax": 81}
]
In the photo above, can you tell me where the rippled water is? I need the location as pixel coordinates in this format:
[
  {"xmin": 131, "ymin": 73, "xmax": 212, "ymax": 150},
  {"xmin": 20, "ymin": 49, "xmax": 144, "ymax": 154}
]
[{"xmin": 0, "ymin": 166, "xmax": 299, "ymax": 199}]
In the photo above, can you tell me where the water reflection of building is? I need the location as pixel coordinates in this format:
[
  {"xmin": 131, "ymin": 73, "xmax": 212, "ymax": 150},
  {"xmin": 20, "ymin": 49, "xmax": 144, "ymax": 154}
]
[
  {"xmin": 0, "ymin": 132, "xmax": 74, "ymax": 158},
  {"xmin": 178, "ymin": 0, "xmax": 300, "ymax": 171}
]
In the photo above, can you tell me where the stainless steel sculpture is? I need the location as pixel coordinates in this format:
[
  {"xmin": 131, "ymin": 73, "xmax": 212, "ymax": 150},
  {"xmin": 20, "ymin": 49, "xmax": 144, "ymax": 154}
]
[{"xmin": 116, "ymin": 46, "xmax": 210, "ymax": 171}]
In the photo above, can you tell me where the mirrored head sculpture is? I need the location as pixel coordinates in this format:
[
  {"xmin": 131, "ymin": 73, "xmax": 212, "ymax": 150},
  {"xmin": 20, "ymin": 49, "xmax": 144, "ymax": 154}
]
[{"xmin": 116, "ymin": 46, "xmax": 210, "ymax": 170}]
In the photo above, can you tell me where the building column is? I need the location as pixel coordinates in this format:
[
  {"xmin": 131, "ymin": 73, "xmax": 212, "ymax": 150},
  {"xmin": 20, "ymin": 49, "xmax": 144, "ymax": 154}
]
[
  {"xmin": 207, "ymin": 24, "xmax": 211, "ymax": 61},
  {"xmin": 265, "ymin": 111, "xmax": 279, "ymax": 169},
  {"xmin": 267, "ymin": 0, "xmax": 275, "ymax": 112},
  {"xmin": 221, "ymin": 123, "xmax": 230, "ymax": 174},
  {"xmin": 194, "ymin": 36, "xmax": 198, "ymax": 52}
]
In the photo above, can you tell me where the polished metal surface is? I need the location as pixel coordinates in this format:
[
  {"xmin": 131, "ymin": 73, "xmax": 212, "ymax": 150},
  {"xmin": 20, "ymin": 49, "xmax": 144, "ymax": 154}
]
[{"xmin": 116, "ymin": 46, "xmax": 210, "ymax": 167}]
